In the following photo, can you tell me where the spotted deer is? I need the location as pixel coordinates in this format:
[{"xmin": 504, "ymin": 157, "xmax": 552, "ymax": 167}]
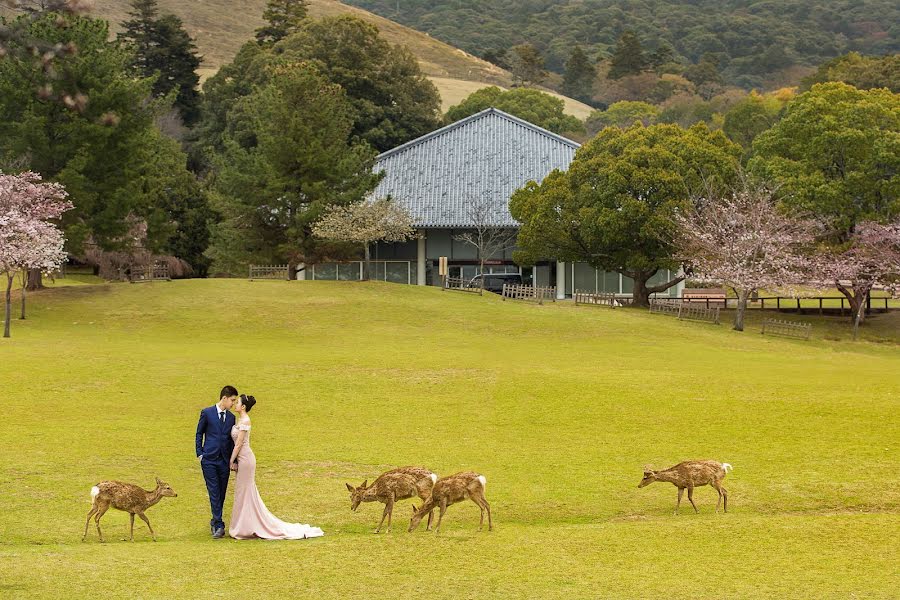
[
  {"xmin": 638, "ymin": 460, "xmax": 731, "ymax": 514},
  {"xmin": 408, "ymin": 471, "xmax": 491, "ymax": 534},
  {"xmin": 346, "ymin": 466, "xmax": 438, "ymax": 533},
  {"xmin": 82, "ymin": 478, "xmax": 177, "ymax": 542}
]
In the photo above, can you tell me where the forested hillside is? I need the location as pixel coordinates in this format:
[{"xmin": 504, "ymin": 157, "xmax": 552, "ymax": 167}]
[{"xmin": 343, "ymin": 0, "xmax": 900, "ymax": 88}]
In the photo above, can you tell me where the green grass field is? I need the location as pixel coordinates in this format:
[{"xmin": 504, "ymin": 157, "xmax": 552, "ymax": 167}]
[{"xmin": 1, "ymin": 280, "xmax": 898, "ymax": 598}]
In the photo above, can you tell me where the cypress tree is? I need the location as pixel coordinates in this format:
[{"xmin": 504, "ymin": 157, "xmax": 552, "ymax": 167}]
[
  {"xmin": 562, "ymin": 45, "xmax": 595, "ymax": 102},
  {"xmin": 255, "ymin": 0, "xmax": 309, "ymax": 45},
  {"xmin": 608, "ymin": 31, "xmax": 647, "ymax": 79}
]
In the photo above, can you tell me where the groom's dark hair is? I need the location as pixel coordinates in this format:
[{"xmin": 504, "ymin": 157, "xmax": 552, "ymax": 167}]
[{"xmin": 220, "ymin": 385, "xmax": 238, "ymax": 399}]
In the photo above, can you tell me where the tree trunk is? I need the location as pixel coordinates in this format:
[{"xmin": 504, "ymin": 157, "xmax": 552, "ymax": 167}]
[
  {"xmin": 479, "ymin": 259, "xmax": 485, "ymax": 295},
  {"xmin": 4, "ymin": 274, "xmax": 12, "ymax": 338},
  {"xmin": 362, "ymin": 244, "xmax": 371, "ymax": 281},
  {"xmin": 836, "ymin": 282, "xmax": 869, "ymax": 326},
  {"xmin": 733, "ymin": 288, "xmax": 750, "ymax": 332},
  {"xmin": 26, "ymin": 268, "xmax": 43, "ymax": 291},
  {"xmin": 630, "ymin": 269, "xmax": 686, "ymax": 307},
  {"xmin": 20, "ymin": 269, "xmax": 27, "ymax": 320},
  {"xmin": 630, "ymin": 272, "xmax": 653, "ymax": 307},
  {"xmin": 288, "ymin": 263, "xmax": 297, "ymax": 280}
]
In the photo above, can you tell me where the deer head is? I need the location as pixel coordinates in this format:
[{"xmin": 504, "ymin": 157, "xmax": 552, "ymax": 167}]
[
  {"xmin": 155, "ymin": 477, "xmax": 178, "ymax": 497},
  {"xmin": 637, "ymin": 467, "xmax": 657, "ymax": 488},
  {"xmin": 408, "ymin": 503, "xmax": 428, "ymax": 532},
  {"xmin": 345, "ymin": 480, "xmax": 367, "ymax": 511}
]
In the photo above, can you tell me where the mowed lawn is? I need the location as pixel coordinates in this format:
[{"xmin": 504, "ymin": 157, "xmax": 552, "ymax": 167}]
[{"xmin": 1, "ymin": 280, "xmax": 898, "ymax": 599}]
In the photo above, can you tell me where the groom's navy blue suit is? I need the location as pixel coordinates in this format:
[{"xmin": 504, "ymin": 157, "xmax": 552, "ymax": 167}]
[{"xmin": 196, "ymin": 406, "xmax": 235, "ymax": 531}]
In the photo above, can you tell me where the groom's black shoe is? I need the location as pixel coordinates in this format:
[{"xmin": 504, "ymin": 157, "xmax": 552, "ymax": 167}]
[
  {"xmin": 213, "ymin": 527, "xmax": 225, "ymax": 539},
  {"xmin": 210, "ymin": 520, "xmax": 215, "ymax": 535}
]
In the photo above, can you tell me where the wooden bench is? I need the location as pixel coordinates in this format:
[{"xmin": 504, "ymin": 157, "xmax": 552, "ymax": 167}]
[
  {"xmin": 682, "ymin": 288, "xmax": 727, "ymax": 308},
  {"xmin": 129, "ymin": 264, "xmax": 170, "ymax": 283},
  {"xmin": 574, "ymin": 290, "xmax": 620, "ymax": 308},
  {"xmin": 249, "ymin": 264, "xmax": 290, "ymax": 281},
  {"xmin": 443, "ymin": 276, "xmax": 482, "ymax": 294},
  {"xmin": 761, "ymin": 318, "xmax": 812, "ymax": 340},
  {"xmin": 649, "ymin": 299, "xmax": 720, "ymax": 324},
  {"xmin": 501, "ymin": 283, "xmax": 556, "ymax": 305}
]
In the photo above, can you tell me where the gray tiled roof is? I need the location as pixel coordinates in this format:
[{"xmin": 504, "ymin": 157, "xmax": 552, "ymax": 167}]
[{"xmin": 373, "ymin": 108, "xmax": 580, "ymax": 228}]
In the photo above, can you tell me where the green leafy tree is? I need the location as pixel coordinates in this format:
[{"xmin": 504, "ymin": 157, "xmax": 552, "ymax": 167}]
[
  {"xmin": 684, "ymin": 52, "xmax": 724, "ymax": 97},
  {"xmin": 649, "ymin": 42, "xmax": 679, "ymax": 74},
  {"xmin": 506, "ymin": 43, "xmax": 547, "ymax": 87},
  {"xmin": 722, "ymin": 91, "xmax": 783, "ymax": 152},
  {"xmin": 445, "ymin": 87, "xmax": 584, "ymax": 136},
  {"xmin": 120, "ymin": 0, "xmax": 202, "ymax": 125},
  {"xmin": 510, "ymin": 123, "xmax": 741, "ymax": 306},
  {"xmin": 801, "ymin": 52, "xmax": 900, "ymax": 93},
  {"xmin": 206, "ymin": 63, "xmax": 382, "ymax": 277},
  {"xmin": 607, "ymin": 31, "xmax": 648, "ymax": 80},
  {"xmin": 586, "ymin": 101, "xmax": 659, "ymax": 135},
  {"xmin": 0, "ymin": 13, "xmax": 162, "ymax": 255},
  {"xmin": 255, "ymin": 0, "xmax": 309, "ymax": 46},
  {"xmin": 271, "ymin": 16, "xmax": 441, "ymax": 152},
  {"xmin": 562, "ymin": 45, "xmax": 595, "ymax": 102},
  {"xmin": 750, "ymin": 82, "xmax": 900, "ymax": 239}
]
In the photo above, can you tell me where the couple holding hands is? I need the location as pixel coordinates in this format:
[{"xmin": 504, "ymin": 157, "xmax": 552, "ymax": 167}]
[{"xmin": 196, "ymin": 386, "xmax": 324, "ymax": 540}]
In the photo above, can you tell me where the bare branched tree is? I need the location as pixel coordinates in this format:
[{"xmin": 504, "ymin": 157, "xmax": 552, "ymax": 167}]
[{"xmin": 453, "ymin": 195, "xmax": 518, "ymax": 289}]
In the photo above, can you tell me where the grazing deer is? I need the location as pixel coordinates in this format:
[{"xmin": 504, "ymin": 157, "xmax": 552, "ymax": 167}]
[
  {"xmin": 346, "ymin": 466, "xmax": 438, "ymax": 533},
  {"xmin": 408, "ymin": 471, "xmax": 491, "ymax": 534},
  {"xmin": 82, "ymin": 478, "xmax": 177, "ymax": 542},
  {"xmin": 638, "ymin": 460, "xmax": 731, "ymax": 514}
]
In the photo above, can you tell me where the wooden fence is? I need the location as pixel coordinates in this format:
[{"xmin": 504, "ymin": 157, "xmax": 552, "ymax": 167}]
[
  {"xmin": 501, "ymin": 283, "xmax": 556, "ymax": 305},
  {"xmin": 249, "ymin": 264, "xmax": 290, "ymax": 281},
  {"xmin": 761, "ymin": 318, "xmax": 812, "ymax": 340},
  {"xmin": 672, "ymin": 295, "xmax": 894, "ymax": 315},
  {"xmin": 128, "ymin": 263, "xmax": 170, "ymax": 283},
  {"xmin": 574, "ymin": 291, "xmax": 620, "ymax": 308},
  {"xmin": 443, "ymin": 276, "xmax": 482, "ymax": 294},
  {"xmin": 649, "ymin": 299, "xmax": 720, "ymax": 325}
]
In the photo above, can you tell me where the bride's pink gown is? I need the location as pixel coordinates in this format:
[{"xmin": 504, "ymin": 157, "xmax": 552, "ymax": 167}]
[{"xmin": 229, "ymin": 421, "xmax": 324, "ymax": 540}]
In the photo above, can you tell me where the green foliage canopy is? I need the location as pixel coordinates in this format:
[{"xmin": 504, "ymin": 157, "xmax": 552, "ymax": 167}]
[
  {"xmin": 510, "ymin": 123, "xmax": 741, "ymax": 304},
  {"xmin": 445, "ymin": 87, "xmax": 584, "ymax": 136}
]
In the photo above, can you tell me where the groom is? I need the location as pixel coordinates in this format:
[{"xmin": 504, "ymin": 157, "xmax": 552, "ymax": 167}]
[{"xmin": 196, "ymin": 385, "xmax": 238, "ymax": 538}]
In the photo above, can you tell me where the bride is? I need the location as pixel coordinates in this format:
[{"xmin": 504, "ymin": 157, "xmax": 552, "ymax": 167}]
[{"xmin": 228, "ymin": 394, "xmax": 324, "ymax": 540}]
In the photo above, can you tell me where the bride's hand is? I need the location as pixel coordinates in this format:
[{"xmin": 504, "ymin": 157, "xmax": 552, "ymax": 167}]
[{"xmin": 230, "ymin": 461, "xmax": 238, "ymax": 472}]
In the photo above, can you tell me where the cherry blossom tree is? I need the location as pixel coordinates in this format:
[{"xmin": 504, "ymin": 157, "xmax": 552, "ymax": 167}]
[
  {"xmin": 312, "ymin": 198, "xmax": 415, "ymax": 280},
  {"xmin": 812, "ymin": 221, "xmax": 900, "ymax": 339},
  {"xmin": 0, "ymin": 172, "xmax": 71, "ymax": 338},
  {"xmin": 453, "ymin": 196, "xmax": 518, "ymax": 289},
  {"xmin": 675, "ymin": 179, "xmax": 817, "ymax": 331}
]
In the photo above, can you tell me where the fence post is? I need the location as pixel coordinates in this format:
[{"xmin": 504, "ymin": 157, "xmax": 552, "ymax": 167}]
[{"xmin": 501, "ymin": 284, "xmax": 506, "ymax": 301}]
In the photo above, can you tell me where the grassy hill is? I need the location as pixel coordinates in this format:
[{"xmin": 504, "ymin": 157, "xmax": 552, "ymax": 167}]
[
  {"xmin": 0, "ymin": 279, "xmax": 898, "ymax": 598},
  {"xmin": 42, "ymin": 0, "xmax": 589, "ymax": 117}
]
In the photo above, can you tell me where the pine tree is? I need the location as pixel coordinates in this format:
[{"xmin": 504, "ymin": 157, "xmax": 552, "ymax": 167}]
[
  {"xmin": 255, "ymin": 0, "xmax": 308, "ymax": 45},
  {"xmin": 649, "ymin": 42, "xmax": 677, "ymax": 73},
  {"xmin": 506, "ymin": 43, "xmax": 547, "ymax": 87},
  {"xmin": 607, "ymin": 31, "xmax": 647, "ymax": 80},
  {"xmin": 562, "ymin": 45, "xmax": 595, "ymax": 102},
  {"xmin": 120, "ymin": 0, "xmax": 201, "ymax": 125}
]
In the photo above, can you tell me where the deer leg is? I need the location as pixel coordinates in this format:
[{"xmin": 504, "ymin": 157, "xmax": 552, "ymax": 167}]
[
  {"xmin": 471, "ymin": 497, "xmax": 485, "ymax": 531},
  {"xmin": 675, "ymin": 488, "xmax": 684, "ymax": 515},
  {"xmin": 711, "ymin": 481, "xmax": 723, "ymax": 513},
  {"xmin": 82, "ymin": 506, "xmax": 98, "ymax": 542},
  {"xmin": 137, "ymin": 512, "xmax": 156, "ymax": 541},
  {"xmin": 386, "ymin": 496, "xmax": 395, "ymax": 533},
  {"xmin": 479, "ymin": 495, "xmax": 493, "ymax": 531},
  {"xmin": 434, "ymin": 500, "xmax": 448, "ymax": 535},
  {"xmin": 722, "ymin": 487, "xmax": 728, "ymax": 513},
  {"xmin": 419, "ymin": 490, "xmax": 434, "ymax": 531},
  {"xmin": 129, "ymin": 513, "xmax": 135, "ymax": 541},
  {"xmin": 94, "ymin": 504, "xmax": 110, "ymax": 543},
  {"xmin": 375, "ymin": 498, "xmax": 391, "ymax": 534},
  {"xmin": 687, "ymin": 486, "xmax": 698, "ymax": 513}
]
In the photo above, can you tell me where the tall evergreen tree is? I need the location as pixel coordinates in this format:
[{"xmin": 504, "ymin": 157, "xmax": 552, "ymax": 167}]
[
  {"xmin": 562, "ymin": 45, "xmax": 595, "ymax": 102},
  {"xmin": 120, "ymin": 0, "xmax": 202, "ymax": 126},
  {"xmin": 607, "ymin": 31, "xmax": 647, "ymax": 79},
  {"xmin": 255, "ymin": 0, "xmax": 309, "ymax": 45},
  {"xmin": 506, "ymin": 43, "xmax": 547, "ymax": 87}
]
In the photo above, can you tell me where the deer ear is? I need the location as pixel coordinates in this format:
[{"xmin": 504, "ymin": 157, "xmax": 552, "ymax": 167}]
[
  {"xmin": 361, "ymin": 480, "xmax": 367, "ymax": 489},
  {"xmin": 345, "ymin": 483, "xmax": 354, "ymax": 492},
  {"xmin": 411, "ymin": 505, "xmax": 418, "ymax": 514},
  {"xmin": 156, "ymin": 477, "xmax": 162, "ymax": 485}
]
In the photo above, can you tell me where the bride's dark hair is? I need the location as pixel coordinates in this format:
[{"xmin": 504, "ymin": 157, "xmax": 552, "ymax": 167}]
[{"xmin": 240, "ymin": 394, "xmax": 257, "ymax": 412}]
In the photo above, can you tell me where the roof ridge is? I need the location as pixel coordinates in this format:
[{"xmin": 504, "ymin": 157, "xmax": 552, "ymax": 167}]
[{"xmin": 375, "ymin": 107, "xmax": 580, "ymax": 162}]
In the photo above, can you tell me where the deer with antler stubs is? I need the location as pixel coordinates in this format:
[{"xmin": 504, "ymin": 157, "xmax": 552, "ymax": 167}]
[
  {"xmin": 82, "ymin": 478, "xmax": 177, "ymax": 542},
  {"xmin": 638, "ymin": 460, "xmax": 731, "ymax": 514},
  {"xmin": 346, "ymin": 466, "xmax": 438, "ymax": 533},
  {"xmin": 408, "ymin": 471, "xmax": 491, "ymax": 534}
]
